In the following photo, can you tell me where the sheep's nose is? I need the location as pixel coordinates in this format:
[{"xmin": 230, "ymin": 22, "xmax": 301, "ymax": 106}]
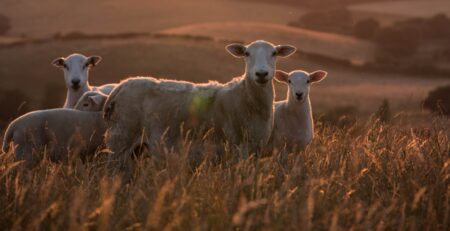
[
  {"xmin": 296, "ymin": 92, "xmax": 303, "ymax": 99},
  {"xmin": 255, "ymin": 71, "xmax": 268, "ymax": 79},
  {"xmin": 71, "ymin": 79, "xmax": 80, "ymax": 85}
]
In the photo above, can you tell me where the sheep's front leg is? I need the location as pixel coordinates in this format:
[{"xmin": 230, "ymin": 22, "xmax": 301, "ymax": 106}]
[
  {"xmin": 105, "ymin": 123, "xmax": 137, "ymax": 163},
  {"xmin": 145, "ymin": 125, "xmax": 167, "ymax": 161}
]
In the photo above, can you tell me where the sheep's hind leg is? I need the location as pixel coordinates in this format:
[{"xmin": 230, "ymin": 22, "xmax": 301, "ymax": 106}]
[
  {"xmin": 14, "ymin": 132, "xmax": 43, "ymax": 169},
  {"xmin": 105, "ymin": 126, "xmax": 145, "ymax": 181}
]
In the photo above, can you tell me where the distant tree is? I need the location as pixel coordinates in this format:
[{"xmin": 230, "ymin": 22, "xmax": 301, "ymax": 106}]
[
  {"xmin": 423, "ymin": 85, "xmax": 450, "ymax": 116},
  {"xmin": 291, "ymin": 8, "xmax": 352, "ymax": 34},
  {"xmin": 353, "ymin": 18, "xmax": 380, "ymax": 39},
  {"xmin": 0, "ymin": 14, "xmax": 11, "ymax": 35},
  {"xmin": 390, "ymin": 14, "xmax": 450, "ymax": 40},
  {"xmin": 374, "ymin": 25, "xmax": 421, "ymax": 57},
  {"xmin": 424, "ymin": 13, "xmax": 450, "ymax": 39}
]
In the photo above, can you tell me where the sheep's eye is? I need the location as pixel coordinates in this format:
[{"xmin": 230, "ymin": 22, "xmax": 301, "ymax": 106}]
[
  {"xmin": 288, "ymin": 80, "xmax": 292, "ymax": 84},
  {"xmin": 244, "ymin": 52, "xmax": 250, "ymax": 57},
  {"xmin": 83, "ymin": 103, "xmax": 89, "ymax": 107},
  {"xmin": 63, "ymin": 63, "xmax": 69, "ymax": 70},
  {"xmin": 306, "ymin": 80, "xmax": 311, "ymax": 84},
  {"xmin": 272, "ymin": 51, "xmax": 277, "ymax": 57}
]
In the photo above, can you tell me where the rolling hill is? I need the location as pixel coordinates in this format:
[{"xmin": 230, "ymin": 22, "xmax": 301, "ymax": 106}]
[
  {"xmin": 159, "ymin": 22, "xmax": 375, "ymax": 65},
  {"xmin": 0, "ymin": 0, "xmax": 305, "ymax": 38},
  {"xmin": 349, "ymin": 0, "xmax": 450, "ymax": 25}
]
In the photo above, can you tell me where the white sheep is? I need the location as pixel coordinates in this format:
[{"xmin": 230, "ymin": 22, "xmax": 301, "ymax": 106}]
[
  {"xmin": 52, "ymin": 53, "xmax": 116, "ymax": 108},
  {"xmin": 103, "ymin": 40, "xmax": 296, "ymax": 160},
  {"xmin": 270, "ymin": 69, "xmax": 328, "ymax": 151},
  {"xmin": 2, "ymin": 108, "xmax": 107, "ymax": 168},
  {"xmin": 74, "ymin": 91, "xmax": 108, "ymax": 111}
]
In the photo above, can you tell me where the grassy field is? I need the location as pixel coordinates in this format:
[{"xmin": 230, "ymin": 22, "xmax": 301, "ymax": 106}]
[{"xmin": 0, "ymin": 118, "xmax": 448, "ymax": 230}]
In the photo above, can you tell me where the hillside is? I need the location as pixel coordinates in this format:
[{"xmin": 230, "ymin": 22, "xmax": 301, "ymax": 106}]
[
  {"xmin": 160, "ymin": 22, "xmax": 375, "ymax": 65},
  {"xmin": 0, "ymin": 0, "xmax": 305, "ymax": 38},
  {"xmin": 349, "ymin": 0, "xmax": 450, "ymax": 25}
]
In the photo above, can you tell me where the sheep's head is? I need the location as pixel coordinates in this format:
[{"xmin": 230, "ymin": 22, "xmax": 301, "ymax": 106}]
[
  {"xmin": 275, "ymin": 70, "xmax": 327, "ymax": 102},
  {"xmin": 74, "ymin": 91, "xmax": 108, "ymax": 111},
  {"xmin": 52, "ymin": 54, "xmax": 102, "ymax": 91},
  {"xmin": 226, "ymin": 40, "xmax": 296, "ymax": 86}
]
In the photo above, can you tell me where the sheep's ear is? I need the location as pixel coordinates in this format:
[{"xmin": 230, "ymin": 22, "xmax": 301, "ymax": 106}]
[
  {"xmin": 226, "ymin": 43, "xmax": 246, "ymax": 58},
  {"xmin": 89, "ymin": 95, "xmax": 104, "ymax": 105},
  {"xmin": 86, "ymin": 56, "xmax": 102, "ymax": 67},
  {"xmin": 275, "ymin": 45, "xmax": 296, "ymax": 58},
  {"xmin": 52, "ymin": 57, "xmax": 65, "ymax": 68},
  {"xmin": 309, "ymin": 70, "xmax": 327, "ymax": 84},
  {"xmin": 274, "ymin": 70, "xmax": 289, "ymax": 83}
]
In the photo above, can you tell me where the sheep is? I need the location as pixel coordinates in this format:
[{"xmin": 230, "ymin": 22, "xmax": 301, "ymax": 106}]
[
  {"xmin": 2, "ymin": 107, "xmax": 107, "ymax": 168},
  {"xmin": 74, "ymin": 91, "xmax": 108, "ymax": 111},
  {"xmin": 52, "ymin": 53, "xmax": 117, "ymax": 108},
  {"xmin": 103, "ymin": 40, "xmax": 296, "ymax": 161},
  {"xmin": 270, "ymin": 69, "xmax": 328, "ymax": 152}
]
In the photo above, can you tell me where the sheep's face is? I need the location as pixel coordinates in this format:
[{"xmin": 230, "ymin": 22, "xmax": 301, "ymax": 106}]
[
  {"xmin": 74, "ymin": 91, "xmax": 107, "ymax": 111},
  {"xmin": 275, "ymin": 70, "xmax": 327, "ymax": 102},
  {"xmin": 226, "ymin": 40, "xmax": 296, "ymax": 86},
  {"xmin": 52, "ymin": 54, "xmax": 102, "ymax": 91}
]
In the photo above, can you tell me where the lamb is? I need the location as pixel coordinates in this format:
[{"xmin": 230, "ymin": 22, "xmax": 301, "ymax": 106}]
[
  {"xmin": 270, "ymin": 69, "xmax": 328, "ymax": 152},
  {"xmin": 103, "ymin": 40, "xmax": 296, "ymax": 160},
  {"xmin": 2, "ymin": 105, "xmax": 107, "ymax": 168},
  {"xmin": 52, "ymin": 53, "xmax": 116, "ymax": 108},
  {"xmin": 74, "ymin": 91, "xmax": 108, "ymax": 111}
]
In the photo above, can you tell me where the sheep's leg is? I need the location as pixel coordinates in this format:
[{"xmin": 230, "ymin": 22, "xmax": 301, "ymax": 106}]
[
  {"xmin": 209, "ymin": 126, "xmax": 231, "ymax": 163},
  {"xmin": 105, "ymin": 141, "xmax": 135, "ymax": 177},
  {"xmin": 15, "ymin": 144, "xmax": 43, "ymax": 169},
  {"xmin": 106, "ymin": 131, "xmax": 133, "ymax": 162},
  {"xmin": 12, "ymin": 133, "xmax": 25, "ymax": 161},
  {"xmin": 277, "ymin": 147, "xmax": 289, "ymax": 171},
  {"xmin": 251, "ymin": 139, "xmax": 267, "ymax": 157},
  {"xmin": 105, "ymin": 121, "xmax": 137, "ymax": 158},
  {"xmin": 127, "ymin": 127, "xmax": 150, "ymax": 160},
  {"xmin": 14, "ymin": 132, "xmax": 42, "ymax": 169},
  {"xmin": 105, "ymin": 112, "xmax": 149, "ymax": 179},
  {"xmin": 14, "ymin": 143, "xmax": 27, "ymax": 165},
  {"xmin": 146, "ymin": 125, "xmax": 166, "ymax": 161},
  {"xmin": 44, "ymin": 129, "xmax": 69, "ymax": 164}
]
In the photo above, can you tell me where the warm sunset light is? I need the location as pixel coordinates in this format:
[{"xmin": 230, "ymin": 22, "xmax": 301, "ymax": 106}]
[{"xmin": 0, "ymin": 0, "xmax": 449, "ymax": 230}]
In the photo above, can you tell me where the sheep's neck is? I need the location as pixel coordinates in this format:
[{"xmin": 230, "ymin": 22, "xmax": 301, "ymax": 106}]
[
  {"xmin": 286, "ymin": 90, "xmax": 313, "ymax": 135},
  {"xmin": 243, "ymin": 75, "xmax": 274, "ymax": 111},
  {"xmin": 65, "ymin": 84, "xmax": 91, "ymax": 108}
]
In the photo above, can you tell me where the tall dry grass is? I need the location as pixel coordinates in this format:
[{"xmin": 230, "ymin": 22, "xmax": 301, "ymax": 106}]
[{"xmin": 0, "ymin": 118, "xmax": 449, "ymax": 231}]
